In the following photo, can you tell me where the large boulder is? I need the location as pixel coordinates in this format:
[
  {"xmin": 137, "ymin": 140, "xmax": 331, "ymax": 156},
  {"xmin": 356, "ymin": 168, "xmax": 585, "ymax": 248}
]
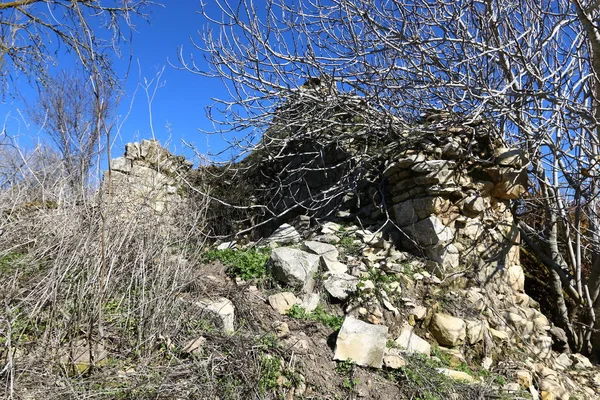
[
  {"xmin": 269, "ymin": 247, "xmax": 320, "ymax": 292},
  {"xmin": 429, "ymin": 313, "xmax": 466, "ymax": 347},
  {"xmin": 334, "ymin": 317, "xmax": 388, "ymax": 368}
]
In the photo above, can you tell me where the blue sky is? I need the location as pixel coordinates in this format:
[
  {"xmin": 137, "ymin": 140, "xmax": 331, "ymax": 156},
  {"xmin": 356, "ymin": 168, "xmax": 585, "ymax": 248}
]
[{"xmin": 0, "ymin": 1, "xmax": 231, "ymax": 165}]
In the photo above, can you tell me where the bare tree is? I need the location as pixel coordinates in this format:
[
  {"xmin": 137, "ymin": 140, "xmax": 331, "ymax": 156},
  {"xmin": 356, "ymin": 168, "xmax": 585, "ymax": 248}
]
[
  {"xmin": 27, "ymin": 71, "xmax": 112, "ymax": 191},
  {"xmin": 0, "ymin": 0, "xmax": 153, "ymax": 90},
  {"xmin": 181, "ymin": 0, "xmax": 600, "ymax": 355}
]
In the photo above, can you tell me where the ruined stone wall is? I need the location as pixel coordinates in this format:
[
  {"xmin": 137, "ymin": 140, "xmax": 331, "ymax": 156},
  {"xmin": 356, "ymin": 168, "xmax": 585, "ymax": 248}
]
[
  {"xmin": 103, "ymin": 139, "xmax": 192, "ymax": 216},
  {"xmin": 382, "ymin": 128, "xmax": 528, "ymax": 295}
]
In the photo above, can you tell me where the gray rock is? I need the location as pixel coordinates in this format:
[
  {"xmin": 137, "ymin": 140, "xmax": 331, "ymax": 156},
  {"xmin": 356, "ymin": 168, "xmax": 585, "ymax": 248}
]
[
  {"xmin": 323, "ymin": 272, "xmax": 359, "ymax": 301},
  {"xmin": 425, "ymin": 243, "xmax": 459, "ymax": 269},
  {"xmin": 111, "ymin": 157, "xmax": 132, "ymax": 173},
  {"xmin": 334, "ymin": 316, "xmax": 388, "ymax": 368},
  {"xmin": 411, "ymin": 160, "xmax": 456, "ymax": 173},
  {"xmin": 267, "ymin": 224, "xmax": 302, "ymax": 244},
  {"xmin": 496, "ymin": 148, "xmax": 528, "ymax": 168},
  {"xmin": 183, "ymin": 336, "xmax": 207, "ymax": 355},
  {"xmin": 403, "ymin": 216, "xmax": 455, "ymax": 246},
  {"xmin": 299, "ymin": 293, "xmax": 320, "ymax": 313},
  {"xmin": 303, "ymin": 240, "xmax": 339, "ymax": 262},
  {"xmin": 195, "ymin": 297, "xmax": 235, "ymax": 333},
  {"xmin": 269, "ymin": 247, "xmax": 320, "ymax": 292}
]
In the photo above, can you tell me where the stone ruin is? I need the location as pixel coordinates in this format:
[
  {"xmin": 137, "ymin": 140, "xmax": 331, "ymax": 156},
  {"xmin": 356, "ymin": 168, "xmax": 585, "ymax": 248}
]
[{"xmin": 103, "ymin": 139, "xmax": 192, "ymax": 216}]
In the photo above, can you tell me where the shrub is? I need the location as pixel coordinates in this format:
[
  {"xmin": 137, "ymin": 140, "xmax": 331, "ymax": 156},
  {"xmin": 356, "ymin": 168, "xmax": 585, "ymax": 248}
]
[{"xmin": 203, "ymin": 247, "xmax": 271, "ymax": 279}]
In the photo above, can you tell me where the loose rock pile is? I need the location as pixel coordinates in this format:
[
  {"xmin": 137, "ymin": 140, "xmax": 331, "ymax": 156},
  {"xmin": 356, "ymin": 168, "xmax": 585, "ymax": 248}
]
[{"xmin": 208, "ymin": 220, "xmax": 599, "ymax": 399}]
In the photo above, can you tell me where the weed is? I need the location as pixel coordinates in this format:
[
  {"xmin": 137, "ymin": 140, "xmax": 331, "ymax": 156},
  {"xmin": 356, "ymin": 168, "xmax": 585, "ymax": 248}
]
[
  {"xmin": 336, "ymin": 359, "xmax": 359, "ymax": 392},
  {"xmin": 258, "ymin": 354, "xmax": 282, "ymax": 394},
  {"xmin": 338, "ymin": 236, "xmax": 361, "ymax": 256},
  {"xmin": 203, "ymin": 247, "xmax": 271, "ymax": 279},
  {"xmin": 286, "ymin": 304, "xmax": 344, "ymax": 330}
]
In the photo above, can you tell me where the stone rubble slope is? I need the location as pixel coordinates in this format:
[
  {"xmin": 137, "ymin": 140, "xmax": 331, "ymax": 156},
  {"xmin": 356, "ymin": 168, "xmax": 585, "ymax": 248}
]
[{"xmin": 204, "ymin": 221, "xmax": 600, "ymax": 400}]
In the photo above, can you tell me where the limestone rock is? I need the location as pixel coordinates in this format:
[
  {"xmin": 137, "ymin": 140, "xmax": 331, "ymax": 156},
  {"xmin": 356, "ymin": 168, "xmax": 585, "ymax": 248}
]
[
  {"xmin": 505, "ymin": 264, "xmax": 525, "ymax": 292},
  {"xmin": 465, "ymin": 319, "xmax": 484, "ymax": 344},
  {"xmin": 183, "ymin": 336, "xmax": 207, "ymax": 355},
  {"xmin": 491, "ymin": 168, "xmax": 528, "ymax": 199},
  {"xmin": 60, "ymin": 341, "xmax": 108, "ymax": 374},
  {"xmin": 267, "ymin": 224, "xmax": 302, "ymax": 244},
  {"xmin": 334, "ymin": 316, "xmax": 388, "ymax": 368},
  {"xmin": 323, "ymin": 272, "xmax": 359, "ymax": 301},
  {"xmin": 268, "ymin": 292, "xmax": 300, "ymax": 314},
  {"xmin": 496, "ymin": 148, "xmax": 528, "ymax": 168},
  {"xmin": 299, "ymin": 293, "xmax": 320, "ymax": 313},
  {"xmin": 195, "ymin": 297, "xmax": 235, "ymax": 333},
  {"xmin": 429, "ymin": 313, "xmax": 466, "ymax": 347},
  {"xmin": 515, "ymin": 370, "xmax": 532, "ymax": 387},
  {"xmin": 322, "ymin": 258, "xmax": 348, "ymax": 274},
  {"xmin": 269, "ymin": 247, "xmax": 320, "ymax": 292},
  {"xmin": 395, "ymin": 328, "xmax": 431, "ymax": 356},
  {"xmin": 435, "ymin": 368, "xmax": 475, "ymax": 383},
  {"xmin": 403, "ymin": 216, "xmax": 456, "ymax": 247},
  {"xmin": 571, "ymin": 353, "xmax": 593, "ymax": 370},
  {"xmin": 425, "ymin": 243, "xmax": 459, "ymax": 269},
  {"xmin": 303, "ymin": 241, "xmax": 339, "ymax": 261},
  {"xmin": 553, "ymin": 353, "xmax": 573, "ymax": 371},
  {"xmin": 383, "ymin": 353, "xmax": 406, "ymax": 369}
]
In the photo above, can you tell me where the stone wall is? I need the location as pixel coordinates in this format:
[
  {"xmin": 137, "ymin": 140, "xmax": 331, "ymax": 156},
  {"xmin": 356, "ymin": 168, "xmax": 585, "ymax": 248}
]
[
  {"xmin": 382, "ymin": 128, "xmax": 528, "ymax": 295},
  {"xmin": 103, "ymin": 139, "xmax": 192, "ymax": 216}
]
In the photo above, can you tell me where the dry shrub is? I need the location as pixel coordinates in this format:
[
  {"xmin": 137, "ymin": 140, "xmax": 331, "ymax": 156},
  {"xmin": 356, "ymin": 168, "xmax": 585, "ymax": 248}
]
[{"xmin": 0, "ymin": 165, "xmax": 214, "ymax": 398}]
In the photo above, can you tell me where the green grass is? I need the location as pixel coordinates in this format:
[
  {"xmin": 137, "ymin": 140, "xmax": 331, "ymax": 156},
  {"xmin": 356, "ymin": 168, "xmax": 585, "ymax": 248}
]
[
  {"xmin": 286, "ymin": 304, "xmax": 344, "ymax": 330},
  {"xmin": 203, "ymin": 247, "xmax": 271, "ymax": 279}
]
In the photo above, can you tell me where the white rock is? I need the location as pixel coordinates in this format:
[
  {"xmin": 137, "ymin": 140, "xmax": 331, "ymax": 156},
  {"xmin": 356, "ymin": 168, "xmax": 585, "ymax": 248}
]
[
  {"xmin": 425, "ymin": 243, "xmax": 459, "ymax": 269},
  {"xmin": 515, "ymin": 370, "xmax": 532, "ymax": 387},
  {"xmin": 435, "ymin": 368, "xmax": 475, "ymax": 383},
  {"xmin": 482, "ymin": 357, "xmax": 493, "ymax": 370},
  {"xmin": 383, "ymin": 354, "xmax": 406, "ymax": 369},
  {"xmin": 111, "ymin": 157, "xmax": 132, "ymax": 173},
  {"xmin": 334, "ymin": 317, "xmax": 388, "ymax": 368},
  {"xmin": 321, "ymin": 222, "xmax": 341, "ymax": 234},
  {"xmin": 195, "ymin": 297, "xmax": 235, "ymax": 333},
  {"xmin": 267, "ymin": 224, "xmax": 302, "ymax": 244},
  {"xmin": 322, "ymin": 258, "xmax": 348, "ymax": 274},
  {"xmin": 553, "ymin": 353, "xmax": 573, "ymax": 371},
  {"xmin": 571, "ymin": 353, "xmax": 593, "ymax": 370},
  {"xmin": 268, "ymin": 292, "xmax": 300, "ymax": 314},
  {"xmin": 299, "ymin": 293, "xmax": 320, "ymax": 313},
  {"xmin": 408, "ymin": 305, "xmax": 428, "ymax": 320},
  {"xmin": 466, "ymin": 319, "xmax": 484, "ymax": 344},
  {"xmin": 395, "ymin": 328, "xmax": 431, "ymax": 356},
  {"xmin": 270, "ymin": 247, "xmax": 320, "ymax": 292},
  {"xmin": 429, "ymin": 313, "xmax": 466, "ymax": 347},
  {"xmin": 217, "ymin": 241, "xmax": 236, "ymax": 250},
  {"xmin": 532, "ymin": 335, "xmax": 553, "ymax": 359},
  {"xmin": 303, "ymin": 241, "xmax": 339, "ymax": 262},
  {"xmin": 323, "ymin": 272, "xmax": 359, "ymax": 301},
  {"xmin": 506, "ymin": 264, "xmax": 525, "ymax": 292}
]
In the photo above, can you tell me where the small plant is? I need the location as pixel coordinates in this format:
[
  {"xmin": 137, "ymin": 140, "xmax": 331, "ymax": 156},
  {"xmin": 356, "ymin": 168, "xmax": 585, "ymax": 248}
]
[
  {"xmin": 336, "ymin": 359, "xmax": 359, "ymax": 392},
  {"xmin": 286, "ymin": 304, "xmax": 344, "ymax": 330},
  {"xmin": 203, "ymin": 247, "xmax": 271, "ymax": 279},
  {"xmin": 258, "ymin": 354, "xmax": 282, "ymax": 394},
  {"xmin": 338, "ymin": 235, "xmax": 361, "ymax": 256}
]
